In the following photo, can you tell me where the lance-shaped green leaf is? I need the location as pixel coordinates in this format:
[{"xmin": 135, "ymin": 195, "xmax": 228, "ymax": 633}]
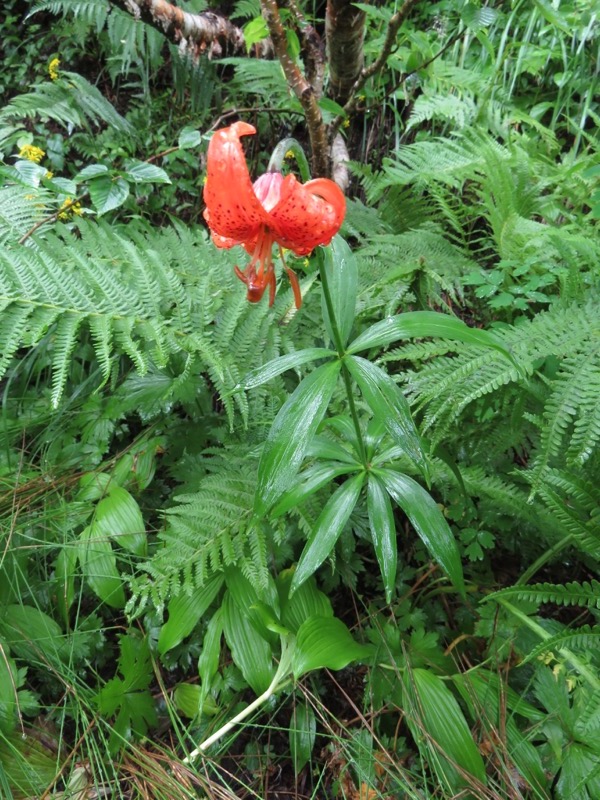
[
  {"xmin": 403, "ymin": 668, "xmax": 487, "ymax": 792},
  {"xmin": 291, "ymin": 472, "xmax": 365, "ymax": 594},
  {"xmin": 79, "ymin": 524, "xmax": 126, "ymax": 608},
  {"xmin": 94, "ymin": 486, "xmax": 146, "ymax": 557},
  {"xmin": 222, "ymin": 592, "xmax": 274, "ymax": 695},
  {"xmin": 346, "ymin": 356, "xmax": 429, "ymax": 479},
  {"xmin": 290, "ymin": 703, "xmax": 316, "ymax": 774},
  {"xmin": 237, "ymin": 348, "xmax": 334, "ymax": 392},
  {"xmin": 320, "ymin": 236, "xmax": 357, "ymax": 348},
  {"xmin": 367, "ymin": 473, "xmax": 397, "ymax": 603},
  {"xmin": 255, "ymin": 361, "xmax": 341, "ymax": 516},
  {"xmin": 377, "ymin": 468, "xmax": 464, "ymax": 596},
  {"xmin": 271, "ymin": 462, "xmax": 358, "ymax": 518},
  {"xmin": 158, "ymin": 574, "xmax": 224, "ymax": 655},
  {"xmin": 292, "ymin": 616, "xmax": 373, "ymax": 678},
  {"xmin": 347, "ymin": 310, "xmax": 515, "ymax": 364}
]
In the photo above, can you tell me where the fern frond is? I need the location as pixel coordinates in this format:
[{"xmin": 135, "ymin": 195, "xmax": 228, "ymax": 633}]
[
  {"xmin": 520, "ymin": 626, "xmax": 600, "ymax": 665},
  {"xmin": 0, "ymin": 218, "xmax": 253, "ymax": 407},
  {"xmin": 0, "ymin": 72, "xmax": 132, "ymax": 140},
  {"xmin": 406, "ymin": 93, "xmax": 477, "ymax": 131},
  {"xmin": 128, "ymin": 459, "xmax": 267, "ymax": 613},
  {"xmin": 29, "ymin": 0, "xmax": 109, "ymax": 30},
  {"xmin": 218, "ymin": 58, "xmax": 298, "ymax": 109},
  {"xmin": 485, "ymin": 581, "xmax": 600, "ymax": 610}
]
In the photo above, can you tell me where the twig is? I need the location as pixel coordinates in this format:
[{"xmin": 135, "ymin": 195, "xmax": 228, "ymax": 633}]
[
  {"xmin": 261, "ymin": 0, "xmax": 329, "ymax": 177},
  {"xmin": 330, "ymin": 0, "xmax": 421, "ymax": 136},
  {"xmin": 18, "ymin": 194, "xmax": 87, "ymax": 245}
]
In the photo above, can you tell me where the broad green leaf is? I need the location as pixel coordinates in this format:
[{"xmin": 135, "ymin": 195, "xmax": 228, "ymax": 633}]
[
  {"xmin": 347, "ymin": 310, "xmax": 513, "ymax": 363},
  {"xmin": 318, "ymin": 97, "xmax": 347, "ymax": 117},
  {"xmin": 124, "ymin": 160, "xmax": 171, "ymax": 184},
  {"xmin": 286, "ymin": 28, "xmax": 301, "ymax": 59},
  {"xmin": 320, "ymin": 236, "xmax": 357, "ymax": 348},
  {"xmin": 0, "ymin": 642, "xmax": 18, "ymax": 734},
  {"xmin": 292, "ymin": 616, "xmax": 373, "ymax": 678},
  {"xmin": 198, "ymin": 608, "xmax": 223, "ymax": 699},
  {"xmin": 222, "ymin": 592, "xmax": 274, "ymax": 695},
  {"xmin": 73, "ymin": 164, "xmax": 109, "ymax": 182},
  {"xmin": 54, "ymin": 546, "xmax": 78, "ymax": 627},
  {"xmin": 244, "ymin": 16, "xmax": 269, "ymax": 51},
  {"xmin": 255, "ymin": 361, "xmax": 341, "ymax": 516},
  {"xmin": 0, "ymin": 734, "xmax": 59, "ymax": 798},
  {"xmin": 88, "ymin": 175, "xmax": 129, "ymax": 215},
  {"xmin": 76, "ymin": 471, "xmax": 111, "ymax": 501},
  {"xmin": 277, "ymin": 569, "xmax": 333, "ymax": 633},
  {"xmin": 0, "ymin": 605, "xmax": 63, "ymax": 665},
  {"xmin": 346, "ymin": 355, "xmax": 429, "ymax": 478},
  {"xmin": 79, "ymin": 523, "xmax": 126, "ymax": 608},
  {"xmin": 403, "ymin": 669, "xmax": 487, "ymax": 791},
  {"xmin": 174, "ymin": 683, "xmax": 219, "ymax": 718},
  {"xmin": 367, "ymin": 474, "xmax": 397, "ymax": 603},
  {"xmin": 158, "ymin": 574, "xmax": 224, "ymax": 655},
  {"xmin": 178, "ymin": 127, "xmax": 201, "ymax": 149},
  {"xmin": 46, "ymin": 177, "xmax": 77, "ymax": 194},
  {"xmin": 95, "ymin": 486, "xmax": 146, "ymax": 556},
  {"xmin": 291, "ymin": 472, "xmax": 365, "ymax": 594},
  {"xmin": 271, "ymin": 462, "xmax": 357, "ymax": 518},
  {"xmin": 453, "ymin": 671, "xmax": 548, "ymax": 794},
  {"xmin": 290, "ymin": 703, "xmax": 316, "ymax": 774},
  {"xmin": 225, "ymin": 566, "xmax": 280, "ymax": 644},
  {"xmin": 13, "ymin": 160, "xmax": 47, "ymax": 187},
  {"xmin": 238, "ymin": 348, "xmax": 334, "ymax": 391},
  {"xmin": 377, "ymin": 468, "xmax": 465, "ymax": 596}
]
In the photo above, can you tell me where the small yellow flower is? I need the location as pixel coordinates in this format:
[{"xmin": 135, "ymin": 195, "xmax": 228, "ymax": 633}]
[
  {"xmin": 285, "ymin": 150, "xmax": 295, "ymax": 160},
  {"xmin": 19, "ymin": 144, "xmax": 45, "ymax": 163},
  {"xmin": 48, "ymin": 58, "xmax": 61, "ymax": 81},
  {"xmin": 303, "ymin": 258, "xmax": 309, "ymax": 267},
  {"xmin": 58, "ymin": 198, "xmax": 83, "ymax": 220},
  {"xmin": 343, "ymin": 118, "xmax": 350, "ymax": 128},
  {"xmin": 45, "ymin": 171, "xmax": 54, "ymax": 180}
]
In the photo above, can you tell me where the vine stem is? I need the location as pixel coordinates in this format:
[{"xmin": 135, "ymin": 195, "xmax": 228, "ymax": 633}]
[{"xmin": 318, "ymin": 249, "xmax": 367, "ymax": 466}]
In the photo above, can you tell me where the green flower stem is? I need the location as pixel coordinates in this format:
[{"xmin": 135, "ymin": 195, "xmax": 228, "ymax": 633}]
[
  {"xmin": 183, "ymin": 637, "xmax": 294, "ymax": 763},
  {"xmin": 516, "ymin": 534, "xmax": 574, "ymax": 586},
  {"xmin": 318, "ymin": 249, "xmax": 367, "ymax": 466},
  {"xmin": 499, "ymin": 598, "xmax": 600, "ymax": 691},
  {"xmin": 268, "ymin": 138, "xmax": 311, "ymax": 182}
]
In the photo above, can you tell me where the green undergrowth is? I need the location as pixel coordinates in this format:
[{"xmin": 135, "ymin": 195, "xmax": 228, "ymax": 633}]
[{"xmin": 0, "ymin": 0, "xmax": 599, "ymax": 798}]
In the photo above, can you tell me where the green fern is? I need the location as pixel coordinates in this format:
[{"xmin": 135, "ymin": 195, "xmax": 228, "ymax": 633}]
[
  {"xmin": 128, "ymin": 457, "xmax": 269, "ymax": 613},
  {"xmin": 0, "ymin": 72, "xmax": 132, "ymax": 149},
  {"xmin": 485, "ymin": 581, "xmax": 600, "ymax": 610},
  {"xmin": 520, "ymin": 627, "xmax": 600, "ymax": 665},
  {"xmin": 29, "ymin": 0, "xmax": 109, "ymax": 29},
  {"xmin": 0, "ymin": 216, "xmax": 294, "ymax": 415}
]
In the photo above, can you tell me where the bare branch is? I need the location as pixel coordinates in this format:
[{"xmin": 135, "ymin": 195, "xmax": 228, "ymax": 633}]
[
  {"xmin": 107, "ymin": 0, "xmax": 246, "ymax": 57},
  {"xmin": 261, "ymin": 0, "xmax": 329, "ymax": 177}
]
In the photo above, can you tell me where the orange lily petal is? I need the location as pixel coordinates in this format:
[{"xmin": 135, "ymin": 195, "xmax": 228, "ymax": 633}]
[
  {"xmin": 202, "ymin": 122, "xmax": 266, "ymax": 244},
  {"xmin": 269, "ymin": 176, "xmax": 346, "ymax": 256}
]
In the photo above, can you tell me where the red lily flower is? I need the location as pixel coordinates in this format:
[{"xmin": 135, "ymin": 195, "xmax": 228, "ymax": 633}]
[{"xmin": 203, "ymin": 122, "xmax": 346, "ymax": 308}]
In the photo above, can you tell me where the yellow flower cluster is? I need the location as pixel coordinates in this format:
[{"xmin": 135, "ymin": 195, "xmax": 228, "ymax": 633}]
[
  {"xmin": 285, "ymin": 150, "xmax": 295, "ymax": 160},
  {"xmin": 19, "ymin": 144, "xmax": 45, "ymax": 163},
  {"xmin": 58, "ymin": 198, "xmax": 83, "ymax": 221},
  {"xmin": 48, "ymin": 58, "xmax": 61, "ymax": 81}
]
